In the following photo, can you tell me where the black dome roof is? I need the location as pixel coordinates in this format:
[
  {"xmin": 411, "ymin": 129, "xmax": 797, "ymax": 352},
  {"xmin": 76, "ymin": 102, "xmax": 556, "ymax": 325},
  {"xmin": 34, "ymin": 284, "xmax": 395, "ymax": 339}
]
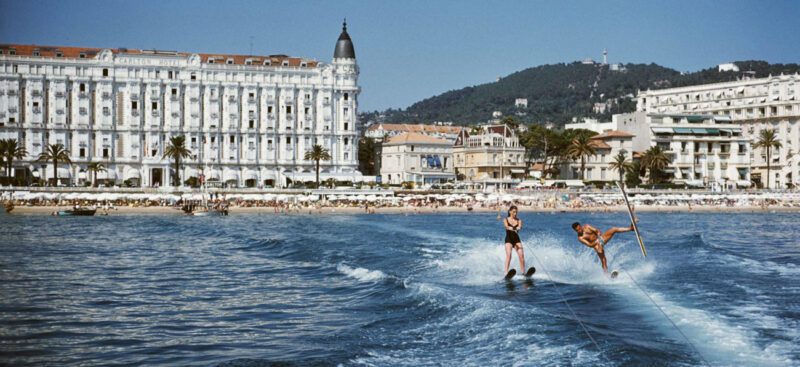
[{"xmin": 334, "ymin": 20, "xmax": 355, "ymax": 59}]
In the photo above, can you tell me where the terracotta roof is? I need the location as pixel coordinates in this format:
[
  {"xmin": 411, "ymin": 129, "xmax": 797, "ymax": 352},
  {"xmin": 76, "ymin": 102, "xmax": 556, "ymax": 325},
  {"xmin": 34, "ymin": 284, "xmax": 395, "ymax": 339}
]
[
  {"xmin": 633, "ymin": 151, "xmax": 646, "ymax": 158},
  {"xmin": 0, "ymin": 43, "xmax": 318, "ymax": 67},
  {"xmin": 385, "ymin": 132, "xmax": 451, "ymax": 145},
  {"xmin": 592, "ymin": 130, "xmax": 634, "ymax": 139},
  {"xmin": 588, "ymin": 140, "xmax": 611, "ymax": 149},
  {"xmin": 367, "ymin": 123, "xmax": 463, "ymax": 134}
]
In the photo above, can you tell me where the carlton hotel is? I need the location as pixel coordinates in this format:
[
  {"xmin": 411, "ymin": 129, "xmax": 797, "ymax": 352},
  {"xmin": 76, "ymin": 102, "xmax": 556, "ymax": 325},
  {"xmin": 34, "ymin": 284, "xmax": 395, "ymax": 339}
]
[{"xmin": 0, "ymin": 22, "xmax": 361, "ymax": 188}]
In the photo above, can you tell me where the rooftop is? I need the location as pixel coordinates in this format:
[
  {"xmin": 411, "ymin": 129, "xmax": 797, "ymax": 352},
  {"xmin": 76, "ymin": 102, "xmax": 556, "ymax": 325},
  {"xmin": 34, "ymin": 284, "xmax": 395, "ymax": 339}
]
[{"xmin": 385, "ymin": 132, "xmax": 451, "ymax": 145}]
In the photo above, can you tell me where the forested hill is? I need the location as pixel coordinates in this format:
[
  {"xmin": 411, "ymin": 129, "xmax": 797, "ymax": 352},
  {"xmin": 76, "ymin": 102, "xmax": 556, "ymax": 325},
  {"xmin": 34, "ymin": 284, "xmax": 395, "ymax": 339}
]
[{"xmin": 364, "ymin": 60, "xmax": 800, "ymax": 128}]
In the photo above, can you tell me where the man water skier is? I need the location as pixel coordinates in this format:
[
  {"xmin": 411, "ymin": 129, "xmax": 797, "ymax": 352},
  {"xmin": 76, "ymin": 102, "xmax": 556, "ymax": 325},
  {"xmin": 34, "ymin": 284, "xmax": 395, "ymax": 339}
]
[{"xmin": 571, "ymin": 219, "xmax": 638, "ymax": 274}]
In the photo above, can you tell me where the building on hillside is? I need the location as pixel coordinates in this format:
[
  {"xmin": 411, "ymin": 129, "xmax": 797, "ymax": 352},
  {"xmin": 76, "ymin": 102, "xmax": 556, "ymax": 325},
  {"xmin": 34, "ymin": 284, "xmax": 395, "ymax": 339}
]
[
  {"xmin": 561, "ymin": 131, "xmax": 634, "ymax": 182},
  {"xmin": 0, "ymin": 22, "xmax": 361, "ymax": 188},
  {"xmin": 648, "ymin": 114, "xmax": 751, "ymax": 188},
  {"xmin": 718, "ymin": 63, "xmax": 740, "ymax": 72},
  {"xmin": 515, "ymin": 98, "xmax": 528, "ymax": 108},
  {"xmin": 637, "ymin": 73, "xmax": 800, "ymax": 188},
  {"xmin": 379, "ymin": 132, "xmax": 454, "ymax": 186},
  {"xmin": 452, "ymin": 124, "xmax": 526, "ymax": 189},
  {"xmin": 565, "ymin": 112, "xmax": 650, "ymax": 151},
  {"xmin": 364, "ymin": 123, "xmax": 462, "ymax": 142}
]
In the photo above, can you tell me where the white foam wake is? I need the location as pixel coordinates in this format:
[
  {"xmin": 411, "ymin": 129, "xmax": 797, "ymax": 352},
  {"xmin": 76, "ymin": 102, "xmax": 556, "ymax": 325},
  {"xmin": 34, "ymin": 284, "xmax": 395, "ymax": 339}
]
[{"xmin": 337, "ymin": 264, "xmax": 387, "ymax": 282}]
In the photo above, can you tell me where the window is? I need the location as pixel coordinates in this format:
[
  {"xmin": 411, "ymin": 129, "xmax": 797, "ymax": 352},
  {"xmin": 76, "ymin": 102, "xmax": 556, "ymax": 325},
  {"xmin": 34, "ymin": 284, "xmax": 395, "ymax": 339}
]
[
  {"xmin": 226, "ymin": 58, "xmax": 233, "ymax": 64},
  {"xmin": 344, "ymin": 107, "xmax": 349, "ymax": 117},
  {"xmin": 79, "ymin": 148, "xmax": 85, "ymax": 157},
  {"xmin": 304, "ymin": 107, "xmax": 310, "ymax": 114},
  {"xmin": 286, "ymin": 106, "xmax": 292, "ymax": 114},
  {"xmin": 282, "ymin": 60, "xmax": 289, "ymax": 66},
  {"xmin": 344, "ymin": 123, "xmax": 349, "ymax": 130},
  {"xmin": 344, "ymin": 138, "xmax": 349, "ymax": 145},
  {"xmin": 56, "ymin": 51, "xmax": 62, "ymax": 57},
  {"xmin": 33, "ymin": 50, "xmax": 40, "ymax": 56},
  {"xmin": 79, "ymin": 53, "xmax": 86, "ymax": 58},
  {"xmin": 230, "ymin": 135, "xmax": 235, "ymax": 143},
  {"xmin": 191, "ymin": 137, "xmax": 196, "ymax": 143},
  {"xmin": 103, "ymin": 68, "xmax": 108, "ymax": 77},
  {"xmin": 172, "ymin": 88, "xmax": 177, "ymax": 95},
  {"xmin": 344, "ymin": 93, "xmax": 349, "ymax": 100},
  {"xmin": 191, "ymin": 73, "xmax": 196, "ymax": 80},
  {"xmin": 249, "ymin": 92, "xmax": 254, "ymax": 99},
  {"xmin": 208, "ymin": 58, "xmax": 215, "ymax": 64},
  {"xmin": 103, "ymin": 148, "xmax": 109, "ymax": 158},
  {"xmin": 131, "ymin": 101, "xmax": 138, "ymax": 109},
  {"xmin": 249, "ymin": 120, "xmax": 254, "ymax": 128},
  {"xmin": 267, "ymin": 106, "xmax": 273, "ymax": 113},
  {"xmin": 211, "ymin": 136, "xmax": 216, "ymax": 143},
  {"xmin": 152, "ymin": 102, "xmax": 158, "ymax": 110},
  {"xmin": 80, "ymin": 84, "xmax": 86, "ymax": 92},
  {"xmin": 344, "ymin": 152, "xmax": 349, "ymax": 160},
  {"xmin": 286, "ymin": 137, "xmax": 291, "ymax": 144}
]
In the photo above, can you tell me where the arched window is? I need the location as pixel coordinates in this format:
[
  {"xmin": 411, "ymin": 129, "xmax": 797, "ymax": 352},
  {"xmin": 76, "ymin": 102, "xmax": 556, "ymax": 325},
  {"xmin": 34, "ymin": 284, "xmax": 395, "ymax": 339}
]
[{"xmin": 344, "ymin": 93, "xmax": 349, "ymax": 101}]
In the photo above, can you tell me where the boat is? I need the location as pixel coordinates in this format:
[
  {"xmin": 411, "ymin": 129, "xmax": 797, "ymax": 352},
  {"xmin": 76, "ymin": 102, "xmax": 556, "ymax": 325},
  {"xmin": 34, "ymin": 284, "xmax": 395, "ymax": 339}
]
[
  {"xmin": 55, "ymin": 207, "xmax": 97, "ymax": 216},
  {"xmin": 186, "ymin": 175, "xmax": 228, "ymax": 216}
]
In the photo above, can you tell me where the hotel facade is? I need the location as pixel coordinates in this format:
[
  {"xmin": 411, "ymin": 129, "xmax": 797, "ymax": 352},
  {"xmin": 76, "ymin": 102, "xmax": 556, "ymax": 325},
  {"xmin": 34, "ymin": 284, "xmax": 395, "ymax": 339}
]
[
  {"xmin": 637, "ymin": 74, "xmax": 800, "ymax": 188},
  {"xmin": 0, "ymin": 22, "xmax": 361, "ymax": 188}
]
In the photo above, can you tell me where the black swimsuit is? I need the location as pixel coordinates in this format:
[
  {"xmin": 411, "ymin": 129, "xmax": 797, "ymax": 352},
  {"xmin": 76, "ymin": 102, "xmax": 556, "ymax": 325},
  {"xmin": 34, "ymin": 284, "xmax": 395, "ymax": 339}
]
[{"xmin": 504, "ymin": 218, "xmax": 521, "ymax": 245}]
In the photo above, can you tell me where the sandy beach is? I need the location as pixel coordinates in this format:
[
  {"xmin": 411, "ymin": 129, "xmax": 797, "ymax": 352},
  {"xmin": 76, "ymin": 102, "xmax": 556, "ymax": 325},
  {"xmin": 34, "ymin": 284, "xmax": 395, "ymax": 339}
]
[{"xmin": 7, "ymin": 203, "xmax": 798, "ymax": 216}]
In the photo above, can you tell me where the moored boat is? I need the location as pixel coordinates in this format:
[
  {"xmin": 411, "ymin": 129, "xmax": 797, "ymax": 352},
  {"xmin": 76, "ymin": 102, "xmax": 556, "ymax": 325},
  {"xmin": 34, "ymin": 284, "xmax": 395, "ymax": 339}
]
[{"xmin": 55, "ymin": 208, "xmax": 97, "ymax": 216}]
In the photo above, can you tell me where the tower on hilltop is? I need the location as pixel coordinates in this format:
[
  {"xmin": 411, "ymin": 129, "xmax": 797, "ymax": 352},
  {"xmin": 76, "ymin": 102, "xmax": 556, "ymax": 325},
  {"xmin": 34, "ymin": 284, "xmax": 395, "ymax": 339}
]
[{"xmin": 603, "ymin": 48, "xmax": 607, "ymax": 65}]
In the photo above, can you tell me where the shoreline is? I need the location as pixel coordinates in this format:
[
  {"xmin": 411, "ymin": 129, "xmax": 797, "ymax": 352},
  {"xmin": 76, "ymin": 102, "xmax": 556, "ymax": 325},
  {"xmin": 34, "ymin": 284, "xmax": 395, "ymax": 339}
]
[{"xmin": 6, "ymin": 204, "xmax": 798, "ymax": 215}]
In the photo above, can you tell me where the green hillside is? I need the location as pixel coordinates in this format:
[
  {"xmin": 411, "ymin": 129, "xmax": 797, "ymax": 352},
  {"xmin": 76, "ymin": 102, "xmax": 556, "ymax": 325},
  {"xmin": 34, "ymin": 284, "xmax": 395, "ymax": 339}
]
[{"xmin": 364, "ymin": 60, "xmax": 800, "ymax": 127}]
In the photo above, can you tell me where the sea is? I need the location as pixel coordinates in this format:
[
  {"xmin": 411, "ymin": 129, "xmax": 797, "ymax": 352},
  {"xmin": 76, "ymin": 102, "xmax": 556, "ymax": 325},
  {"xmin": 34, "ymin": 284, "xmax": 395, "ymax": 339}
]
[{"xmin": 1, "ymin": 211, "xmax": 798, "ymax": 366}]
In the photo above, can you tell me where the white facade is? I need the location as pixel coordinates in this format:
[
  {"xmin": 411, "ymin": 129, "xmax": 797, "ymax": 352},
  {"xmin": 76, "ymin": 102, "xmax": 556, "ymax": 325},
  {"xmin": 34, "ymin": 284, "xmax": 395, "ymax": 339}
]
[
  {"xmin": 379, "ymin": 132, "xmax": 454, "ymax": 185},
  {"xmin": 637, "ymin": 74, "xmax": 800, "ymax": 188},
  {"xmin": 561, "ymin": 131, "xmax": 634, "ymax": 182},
  {"xmin": 565, "ymin": 112, "xmax": 650, "ymax": 152},
  {"xmin": 649, "ymin": 115, "xmax": 751, "ymax": 188},
  {"xmin": 0, "ymin": 23, "xmax": 360, "ymax": 188}
]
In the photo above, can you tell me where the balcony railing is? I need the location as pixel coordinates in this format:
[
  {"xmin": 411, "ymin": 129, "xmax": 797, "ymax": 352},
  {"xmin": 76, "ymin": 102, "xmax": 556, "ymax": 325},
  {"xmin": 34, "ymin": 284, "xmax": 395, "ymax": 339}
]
[
  {"xmin": 8, "ymin": 90, "xmax": 17, "ymax": 96},
  {"xmin": 102, "ymin": 93, "xmax": 111, "ymax": 99},
  {"xmin": 170, "ymin": 95, "xmax": 179, "ymax": 101},
  {"xmin": 32, "ymin": 90, "xmax": 41, "ymax": 97},
  {"xmin": 151, "ymin": 110, "xmax": 160, "ymax": 117},
  {"xmin": 32, "ymin": 107, "xmax": 41, "ymax": 114},
  {"xmin": 132, "ymin": 111, "xmax": 139, "ymax": 117},
  {"xmin": 131, "ymin": 94, "xmax": 139, "ymax": 100}
]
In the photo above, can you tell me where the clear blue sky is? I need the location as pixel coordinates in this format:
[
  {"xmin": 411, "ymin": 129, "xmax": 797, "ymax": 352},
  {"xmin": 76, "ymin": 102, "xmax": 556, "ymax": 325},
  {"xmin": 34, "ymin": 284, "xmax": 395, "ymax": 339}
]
[{"xmin": 2, "ymin": 0, "xmax": 798, "ymax": 111}]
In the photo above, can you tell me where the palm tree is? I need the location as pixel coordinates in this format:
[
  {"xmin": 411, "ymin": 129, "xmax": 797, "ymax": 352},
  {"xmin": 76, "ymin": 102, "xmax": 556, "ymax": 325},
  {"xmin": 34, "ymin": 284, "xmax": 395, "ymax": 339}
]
[
  {"xmin": 641, "ymin": 146, "xmax": 671, "ymax": 184},
  {"xmin": 609, "ymin": 152, "xmax": 631, "ymax": 183},
  {"xmin": 86, "ymin": 162, "xmax": 107, "ymax": 187},
  {"xmin": 1, "ymin": 139, "xmax": 27, "ymax": 177},
  {"xmin": 38, "ymin": 144, "xmax": 71, "ymax": 186},
  {"xmin": 567, "ymin": 134, "xmax": 597, "ymax": 180},
  {"xmin": 304, "ymin": 144, "xmax": 331, "ymax": 187},
  {"xmin": 163, "ymin": 136, "xmax": 191, "ymax": 187},
  {"xmin": 753, "ymin": 129, "xmax": 782, "ymax": 189}
]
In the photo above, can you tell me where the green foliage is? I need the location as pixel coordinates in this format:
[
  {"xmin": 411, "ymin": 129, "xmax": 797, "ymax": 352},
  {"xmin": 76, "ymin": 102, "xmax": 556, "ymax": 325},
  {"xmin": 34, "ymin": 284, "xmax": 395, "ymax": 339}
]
[
  {"xmin": 625, "ymin": 161, "xmax": 643, "ymax": 187},
  {"xmin": 163, "ymin": 136, "xmax": 191, "ymax": 187},
  {"xmin": 641, "ymin": 146, "xmax": 671, "ymax": 184},
  {"xmin": 754, "ymin": 128, "xmax": 782, "ymax": 188},
  {"xmin": 357, "ymin": 138, "xmax": 378, "ymax": 175},
  {"xmin": 369, "ymin": 61, "xmax": 800, "ymax": 127},
  {"xmin": 304, "ymin": 145, "xmax": 332, "ymax": 186}
]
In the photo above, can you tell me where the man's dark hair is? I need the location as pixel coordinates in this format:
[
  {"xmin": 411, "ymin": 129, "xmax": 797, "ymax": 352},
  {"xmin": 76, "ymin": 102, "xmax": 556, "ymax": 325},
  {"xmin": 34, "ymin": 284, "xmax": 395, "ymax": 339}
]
[{"xmin": 571, "ymin": 222, "xmax": 580, "ymax": 229}]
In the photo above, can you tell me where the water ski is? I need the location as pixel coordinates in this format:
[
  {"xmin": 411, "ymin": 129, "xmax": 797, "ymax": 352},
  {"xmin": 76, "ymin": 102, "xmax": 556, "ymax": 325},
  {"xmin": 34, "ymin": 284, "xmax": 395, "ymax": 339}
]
[
  {"xmin": 504, "ymin": 269, "xmax": 517, "ymax": 280},
  {"xmin": 610, "ymin": 271, "xmax": 618, "ymax": 279},
  {"xmin": 525, "ymin": 267, "xmax": 536, "ymax": 277},
  {"xmin": 616, "ymin": 182, "xmax": 647, "ymax": 257}
]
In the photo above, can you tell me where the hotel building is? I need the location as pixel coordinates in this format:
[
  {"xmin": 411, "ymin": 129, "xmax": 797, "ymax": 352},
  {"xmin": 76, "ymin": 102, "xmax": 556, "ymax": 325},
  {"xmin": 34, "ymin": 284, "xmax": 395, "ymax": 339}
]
[
  {"xmin": 453, "ymin": 124, "xmax": 526, "ymax": 188},
  {"xmin": 637, "ymin": 74, "xmax": 800, "ymax": 188},
  {"xmin": 379, "ymin": 132, "xmax": 455, "ymax": 186},
  {"xmin": 0, "ymin": 22, "xmax": 361, "ymax": 188}
]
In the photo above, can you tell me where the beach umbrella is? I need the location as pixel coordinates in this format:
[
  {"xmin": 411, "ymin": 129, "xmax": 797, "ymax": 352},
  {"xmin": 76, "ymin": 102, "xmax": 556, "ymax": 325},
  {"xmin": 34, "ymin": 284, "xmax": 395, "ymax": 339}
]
[{"xmin": 402, "ymin": 196, "xmax": 413, "ymax": 201}]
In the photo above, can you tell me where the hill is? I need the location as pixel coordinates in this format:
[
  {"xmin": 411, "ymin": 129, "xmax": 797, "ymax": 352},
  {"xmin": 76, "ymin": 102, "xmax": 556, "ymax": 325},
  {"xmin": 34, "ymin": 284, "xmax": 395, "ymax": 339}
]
[{"xmin": 363, "ymin": 60, "xmax": 800, "ymax": 128}]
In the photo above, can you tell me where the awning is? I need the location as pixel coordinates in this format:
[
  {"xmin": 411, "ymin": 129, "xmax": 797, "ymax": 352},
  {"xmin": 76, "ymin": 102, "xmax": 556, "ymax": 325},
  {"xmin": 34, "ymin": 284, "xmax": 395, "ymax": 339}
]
[
  {"xmin": 184, "ymin": 167, "xmax": 199, "ymax": 178},
  {"xmin": 223, "ymin": 169, "xmax": 239, "ymax": 182},
  {"xmin": 243, "ymin": 169, "xmax": 258, "ymax": 181},
  {"xmin": 32, "ymin": 170, "xmax": 41, "ymax": 178},
  {"xmin": 510, "ymin": 169, "xmax": 525, "ymax": 174},
  {"xmin": 738, "ymin": 168, "xmax": 747, "ymax": 175},
  {"xmin": 772, "ymin": 95, "xmax": 780, "ymax": 100},
  {"xmin": 651, "ymin": 127, "xmax": 673, "ymax": 134},
  {"xmin": 737, "ymin": 86, "xmax": 745, "ymax": 93},
  {"xmin": 686, "ymin": 116, "xmax": 705, "ymax": 122},
  {"xmin": 426, "ymin": 156, "xmax": 435, "ymax": 167},
  {"xmin": 46, "ymin": 167, "xmax": 72, "ymax": 178},
  {"xmin": 78, "ymin": 171, "xmax": 87, "ymax": 180},
  {"xmin": 260, "ymin": 170, "xmax": 277, "ymax": 180},
  {"xmin": 125, "ymin": 168, "xmax": 141, "ymax": 180},
  {"xmin": 98, "ymin": 170, "xmax": 117, "ymax": 180},
  {"xmin": 714, "ymin": 116, "xmax": 732, "ymax": 122},
  {"xmin": 674, "ymin": 128, "xmax": 694, "ymax": 134},
  {"xmin": 433, "ymin": 156, "xmax": 442, "ymax": 167},
  {"xmin": 705, "ymin": 128, "xmax": 720, "ymax": 134},
  {"xmin": 736, "ymin": 180, "xmax": 752, "ymax": 187},
  {"xmin": 207, "ymin": 169, "xmax": 221, "ymax": 180},
  {"xmin": 691, "ymin": 128, "xmax": 709, "ymax": 134}
]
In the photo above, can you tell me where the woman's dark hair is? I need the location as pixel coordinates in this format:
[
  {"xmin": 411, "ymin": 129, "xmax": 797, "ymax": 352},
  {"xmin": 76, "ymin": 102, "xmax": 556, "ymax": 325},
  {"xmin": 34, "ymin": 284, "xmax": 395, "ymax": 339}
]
[
  {"xmin": 572, "ymin": 222, "xmax": 581, "ymax": 229},
  {"xmin": 508, "ymin": 205, "xmax": 518, "ymax": 217}
]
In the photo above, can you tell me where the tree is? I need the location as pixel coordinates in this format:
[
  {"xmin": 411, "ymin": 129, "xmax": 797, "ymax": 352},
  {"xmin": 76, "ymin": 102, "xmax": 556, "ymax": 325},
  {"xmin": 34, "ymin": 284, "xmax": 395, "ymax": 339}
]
[
  {"xmin": 753, "ymin": 128, "xmax": 782, "ymax": 189},
  {"xmin": 519, "ymin": 124, "xmax": 559, "ymax": 178},
  {"xmin": 567, "ymin": 134, "xmax": 597, "ymax": 180},
  {"xmin": 625, "ymin": 161, "xmax": 643, "ymax": 187},
  {"xmin": 163, "ymin": 136, "xmax": 191, "ymax": 187},
  {"xmin": 0, "ymin": 139, "xmax": 28, "ymax": 177},
  {"xmin": 304, "ymin": 144, "xmax": 332, "ymax": 187},
  {"xmin": 609, "ymin": 152, "xmax": 631, "ymax": 182},
  {"xmin": 38, "ymin": 144, "xmax": 71, "ymax": 186},
  {"xmin": 86, "ymin": 162, "xmax": 106, "ymax": 187},
  {"xmin": 641, "ymin": 146, "xmax": 671, "ymax": 184},
  {"xmin": 469, "ymin": 126, "xmax": 483, "ymax": 135},
  {"xmin": 357, "ymin": 137, "xmax": 378, "ymax": 175},
  {"xmin": 499, "ymin": 116, "xmax": 520, "ymax": 130}
]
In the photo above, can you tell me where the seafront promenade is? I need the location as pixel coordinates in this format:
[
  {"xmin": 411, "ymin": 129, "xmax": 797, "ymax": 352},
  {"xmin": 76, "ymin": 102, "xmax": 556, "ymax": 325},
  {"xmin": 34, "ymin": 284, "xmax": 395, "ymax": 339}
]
[{"xmin": 3, "ymin": 185, "xmax": 799, "ymax": 215}]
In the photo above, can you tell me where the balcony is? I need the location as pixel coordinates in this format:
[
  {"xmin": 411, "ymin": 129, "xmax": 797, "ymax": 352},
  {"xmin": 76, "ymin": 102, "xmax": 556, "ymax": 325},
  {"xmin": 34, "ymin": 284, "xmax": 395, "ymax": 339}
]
[
  {"xmin": 79, "ymin": 92, "xmax": 88, "ymax": 99},
  {"xmin": 102, "ymin": 109, "xmax": 110, "ymax": 116},
  {"xmin": 102, "ymin": 92, "xmax": 111, "ymax": 100},
  {"xmin": 151, "ymin": 110, "xmax": 160, "ymax": 117},
  {"xmin": 248, "ymin": 97, "xmax": 256, "ymax": 103},
  {"xmin": 132, "ymin": 110, "xmax": 140, "ymax": 117},
  {"xmin": 79, "ymin": 108, "xmax": 88, "ymax": 116},
  {"xmin": 210, "ymin": 113, "xmax": 218, "ymax": 119},
  {"xmin": 130, "ymin": 94, "xmax": 139, "ymax": 100},
  {"xmin": 150, "ymin": 95, "xmax": 160, "ymax": 101},
  {"xmin": 229, "ymin": 113, "xmax": 238, "ymax": 120},
  {"xmin": 209, "ymin": 95, "xmax": 219, "ymax": 102},
  {"xmin": 32, "ymin": 107, "xmax": 41, "ymax": 114},
  {"xmin": 228, "ymin": 96, "xmax": 237, "ymax": 103},
  {"xmin": 190, "ymin": 97, "xmax": 199, "ymax": 102},
  {"xmin": 8, "ymin": 107, "xmax": 16, "ymax": 113},
  {"xmin": 191, "ymin": 112, "xmax": 199, "ymax": 118},
  {"xmin": 171, "ymin": 112, "xmax": 179, "ymax": 118},
  {"xmin": 170, "ymin": 95, "xmax": 179, "ymax": 101},
  {"xmin": 8, "ymin": 90, "xmax": 17, "ymax": 96},
  {"xmin": 32, "ymin": 90, "xmax": 41, "ymax": 97},
  {"xmin": 303, "ymin": 99, "xmax": 312, "ymax": 105},
  {"xmin": 266, "ymin": 96, "xmax": 276, "ymax": 103}
]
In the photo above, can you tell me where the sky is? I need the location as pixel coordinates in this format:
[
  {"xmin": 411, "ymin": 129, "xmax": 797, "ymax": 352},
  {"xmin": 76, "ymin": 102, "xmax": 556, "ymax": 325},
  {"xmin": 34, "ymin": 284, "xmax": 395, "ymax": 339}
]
[{"xmin": 2, "ymin": 0, "xmax": 799, "ymax": 112}]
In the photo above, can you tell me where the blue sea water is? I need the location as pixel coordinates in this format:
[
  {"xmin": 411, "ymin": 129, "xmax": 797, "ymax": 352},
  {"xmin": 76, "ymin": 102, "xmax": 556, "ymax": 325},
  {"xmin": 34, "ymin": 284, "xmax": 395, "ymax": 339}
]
[{"xmin": 1, "ymin": 211, "xmax": 799, "ymax": 366}]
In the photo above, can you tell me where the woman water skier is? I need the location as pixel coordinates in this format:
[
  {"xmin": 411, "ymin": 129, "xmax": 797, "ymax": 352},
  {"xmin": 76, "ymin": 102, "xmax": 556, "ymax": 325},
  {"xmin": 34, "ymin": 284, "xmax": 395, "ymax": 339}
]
[{"xmin": 502, "ymin": 205, "xmax": 525, "ymax": 276}]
